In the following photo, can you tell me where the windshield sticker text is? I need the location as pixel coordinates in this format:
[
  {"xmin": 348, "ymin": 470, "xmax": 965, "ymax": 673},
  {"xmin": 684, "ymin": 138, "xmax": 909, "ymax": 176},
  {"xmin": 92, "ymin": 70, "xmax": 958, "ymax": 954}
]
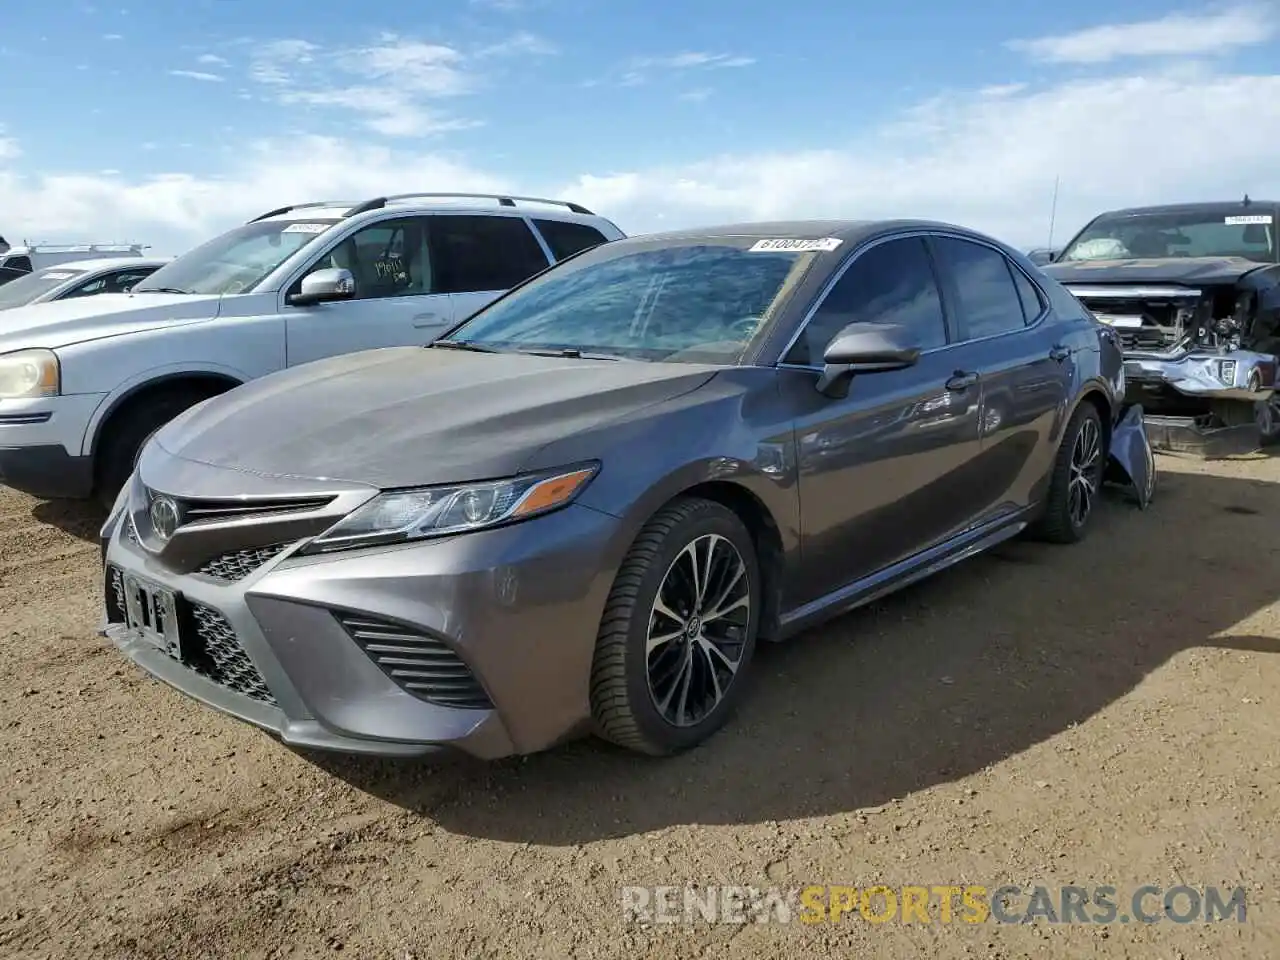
[
  {"xmin": 41, "ymin": 271, "xmax": 76, "ymax": 280},
  {"xmin": 1224, "ymin": 215, "xmax": 1273, "ymax": 225},
  {"xmin": 282, "ymin": 223, "xmax": 332, "ymax": 235},
  {"xmin": 748, "ymin": 238, "xmax": 843, "ymax": 253}
]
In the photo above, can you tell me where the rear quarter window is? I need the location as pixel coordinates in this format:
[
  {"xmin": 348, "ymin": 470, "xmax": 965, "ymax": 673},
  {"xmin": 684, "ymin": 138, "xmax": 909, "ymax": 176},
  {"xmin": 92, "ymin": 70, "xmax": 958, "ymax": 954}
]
[{"xmin": 532, "ymin": 218, "xmax": 610, "ymax": 261}]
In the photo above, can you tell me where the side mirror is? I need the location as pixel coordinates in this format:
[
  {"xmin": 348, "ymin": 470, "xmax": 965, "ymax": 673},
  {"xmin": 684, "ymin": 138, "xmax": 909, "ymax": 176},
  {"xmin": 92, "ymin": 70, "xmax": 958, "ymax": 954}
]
[
  {"xmin": 815, "ymin": 322, "xmax": 920, "ymax": 399},
  {"xmin": 288, "ymin": 267, "xmax": 355, "ymax": 306}
]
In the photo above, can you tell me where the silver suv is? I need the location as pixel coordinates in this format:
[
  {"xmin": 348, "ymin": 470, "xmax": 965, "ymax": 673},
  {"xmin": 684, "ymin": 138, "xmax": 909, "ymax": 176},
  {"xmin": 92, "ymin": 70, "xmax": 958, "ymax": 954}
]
[{"xmin": 0, "ymin": 193, "xmax": 624, "ymax": 505}]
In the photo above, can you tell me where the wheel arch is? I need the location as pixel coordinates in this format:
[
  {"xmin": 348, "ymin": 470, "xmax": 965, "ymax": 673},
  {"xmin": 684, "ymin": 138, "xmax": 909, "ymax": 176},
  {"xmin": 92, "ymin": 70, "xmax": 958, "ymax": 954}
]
[{"xmin": 83, "ymin": 368, "xmax": 246, "ymax": 460}]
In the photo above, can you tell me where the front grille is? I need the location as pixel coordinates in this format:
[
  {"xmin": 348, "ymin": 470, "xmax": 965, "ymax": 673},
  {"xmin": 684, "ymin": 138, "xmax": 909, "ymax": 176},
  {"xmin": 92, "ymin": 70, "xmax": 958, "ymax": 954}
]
[
  {"xmin": 1116, "ymin": 327, "xmax": 1173, "ymax": 351},
  {"xmin": 337, "ymin": 613, "xmax": 492, "ymax": 709},
  {"xmin": 187, "ymin": 603, "xmax": 277, "ymax": 705},
  {"xmin": 169, "ymin": 493, "xmax": 335, "ymax": 524},
  {"xmin": 196, "ymin": 543, "xmax": 291, "ymax": 582},
  {"xmin": 103, "ymin": 563, "xmax": 276, "ymax": 706}
]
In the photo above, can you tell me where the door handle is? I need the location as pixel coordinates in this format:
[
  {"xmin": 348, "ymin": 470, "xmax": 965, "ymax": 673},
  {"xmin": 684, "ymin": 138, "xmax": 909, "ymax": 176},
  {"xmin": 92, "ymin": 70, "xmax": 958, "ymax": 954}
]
[
  {"xmin": 413, "ymin": 313, "xmax": 443, "ymax": 328},
  {"xmin": 945, "ymin": 370, "xmax": 979, "ymax": 391},
  {"xmin": 1049, "ymin": 343, "xmax": 1071, "ymax": 362}
]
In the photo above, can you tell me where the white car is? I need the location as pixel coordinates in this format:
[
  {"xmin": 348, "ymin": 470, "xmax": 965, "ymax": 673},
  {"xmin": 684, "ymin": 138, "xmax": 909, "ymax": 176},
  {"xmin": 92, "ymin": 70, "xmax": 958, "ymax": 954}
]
[
  {"xmin": 0, "ymin": 192, "xmax": 624, "ymax": 505},
  {"xmin": 0, "ymin": 257, "xmax": 170, "ymax": 311},
  {"xmin": 0, "ymin": 242, "xmax": 150, "ymax": 281}
]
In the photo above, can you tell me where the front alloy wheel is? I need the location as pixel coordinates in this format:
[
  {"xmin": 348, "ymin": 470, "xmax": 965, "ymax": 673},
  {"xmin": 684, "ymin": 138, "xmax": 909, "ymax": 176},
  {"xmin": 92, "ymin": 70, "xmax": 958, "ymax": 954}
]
[
  {"xmin": 590, "ymin": 497, "xmax": 761, "ymax": 755},
  {"xmin": 1032, "ymin": 401, "xmax": 1104, "ymax": 544}
]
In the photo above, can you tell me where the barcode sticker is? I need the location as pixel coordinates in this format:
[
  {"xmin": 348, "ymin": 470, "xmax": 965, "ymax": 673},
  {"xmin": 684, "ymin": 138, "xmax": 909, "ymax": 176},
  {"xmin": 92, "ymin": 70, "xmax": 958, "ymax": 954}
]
[
  {"xmin": 1224, "ymin": 215, "xmax": 1273, "ymax": 225},
  {"xmin": 748, "ymin": 237, "xmax": 843, "ymax": 253}
]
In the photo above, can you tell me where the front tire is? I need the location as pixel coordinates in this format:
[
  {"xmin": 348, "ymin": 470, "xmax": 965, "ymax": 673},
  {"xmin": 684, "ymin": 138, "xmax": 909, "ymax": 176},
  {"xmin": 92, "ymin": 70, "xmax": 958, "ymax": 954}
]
[
  {"xmin": 1032, "ymin": 402, "xmax": 1105, "ymax": 544},
  {"xmin": 93, "ymin": 388, "xmax": 217, "ymax": 508},
  {"xmin": 589, "ymin": 497, "xmax": 761, "ymax": 756}
]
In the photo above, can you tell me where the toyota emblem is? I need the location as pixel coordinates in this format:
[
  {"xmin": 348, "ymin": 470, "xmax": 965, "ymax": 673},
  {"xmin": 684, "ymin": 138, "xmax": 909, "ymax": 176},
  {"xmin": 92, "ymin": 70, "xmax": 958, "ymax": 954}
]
[{"xmin": 149, "ymin": 496, "xmax": 180, "ymax": 541}]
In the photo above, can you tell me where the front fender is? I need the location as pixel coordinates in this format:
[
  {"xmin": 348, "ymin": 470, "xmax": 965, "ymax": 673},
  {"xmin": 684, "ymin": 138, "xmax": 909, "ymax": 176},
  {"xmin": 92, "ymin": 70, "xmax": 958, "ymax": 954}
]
[{"xmin": 1103, "ymin": 403, "xmax": 1157, "ymax": 508}]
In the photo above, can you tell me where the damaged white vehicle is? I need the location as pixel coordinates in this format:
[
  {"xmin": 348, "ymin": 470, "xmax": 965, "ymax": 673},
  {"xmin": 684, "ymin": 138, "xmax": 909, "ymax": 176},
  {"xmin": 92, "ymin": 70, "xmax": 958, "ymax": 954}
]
[{"xmin": 1042, "ymin": 199, "xmax": 1280, "ymax": 456}]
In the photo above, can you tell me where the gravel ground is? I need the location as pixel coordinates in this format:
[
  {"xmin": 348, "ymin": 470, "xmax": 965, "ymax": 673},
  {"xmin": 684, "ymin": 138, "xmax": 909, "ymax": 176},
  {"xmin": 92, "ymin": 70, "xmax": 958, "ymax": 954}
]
[{"xmin": 1, "ymin": 452, "xmax": 1278, "ymax": 959}]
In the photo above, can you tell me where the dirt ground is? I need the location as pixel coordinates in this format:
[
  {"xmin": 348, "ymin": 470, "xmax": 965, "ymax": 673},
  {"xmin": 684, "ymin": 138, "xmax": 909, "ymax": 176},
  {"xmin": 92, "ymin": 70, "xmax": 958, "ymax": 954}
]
[{"xmin": 1, "ymin": 452, "xmax": 1278, "ymax": 959}]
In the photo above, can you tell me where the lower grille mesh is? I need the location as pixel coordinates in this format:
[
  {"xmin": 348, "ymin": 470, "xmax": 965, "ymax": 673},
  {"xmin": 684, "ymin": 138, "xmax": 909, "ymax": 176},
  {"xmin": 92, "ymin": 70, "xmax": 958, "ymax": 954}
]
[
  {"xmin": 187, "ymin": 603, "xmax": 277, "ymax": 705},
  {"xmin": 337, "ymin": 613, "xmax": 492, "ymax": 709},
  {"xmin": 196, "ymin": 543, "xmax": 290, "ymax": 582}
]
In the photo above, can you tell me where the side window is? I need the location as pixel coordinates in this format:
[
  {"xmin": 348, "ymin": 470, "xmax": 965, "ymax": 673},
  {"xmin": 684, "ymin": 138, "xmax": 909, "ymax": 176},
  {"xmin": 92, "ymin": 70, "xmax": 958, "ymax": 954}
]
[
  {"xmin": 430, "ymin": 215, "xmax": 551, "ymax": 294},
  {"xmin": 1010, "ymin": 265, "xmax": 1044, "ymax": 323},
  {"xmin": 298, "ymin": 216, "xmax": 434, "ymax": 301},
  {"xmin": 931, "ymin": 236, "xmax": 1025, "ymax": 340},
  {"xmin": 784, "ymin": 236, "xmax": 948, "ymax": 367},
  {"xmin": 3, "ymin": 256, "xmax": 32, "ymax": 274},
  {"xmin": 532, "ymin": 218, "xmax": 609, "ymax": 261},
  {"xmin": 106, "ymin": 269, "xmax": 156, "ymax": 293}
]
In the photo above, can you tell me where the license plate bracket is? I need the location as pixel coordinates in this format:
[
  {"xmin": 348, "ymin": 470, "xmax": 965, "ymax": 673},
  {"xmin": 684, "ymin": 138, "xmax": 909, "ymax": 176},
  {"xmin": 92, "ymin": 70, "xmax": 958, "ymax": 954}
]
[{"xmin": 121, "ymin": 573, "xmax": 183, "ymax": 659}]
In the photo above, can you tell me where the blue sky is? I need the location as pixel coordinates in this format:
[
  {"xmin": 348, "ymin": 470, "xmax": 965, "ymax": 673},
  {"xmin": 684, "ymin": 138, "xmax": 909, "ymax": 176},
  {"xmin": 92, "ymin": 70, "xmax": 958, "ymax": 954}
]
[{"xmin": 3, "ymin": 1, "xmax": 1280, "ymax": 253}]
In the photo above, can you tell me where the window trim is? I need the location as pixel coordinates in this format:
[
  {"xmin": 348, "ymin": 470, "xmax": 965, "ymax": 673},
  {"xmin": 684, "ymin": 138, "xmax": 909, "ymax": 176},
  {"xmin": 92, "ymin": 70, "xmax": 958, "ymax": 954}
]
[
  {"xmin": 527, "ymin": 216, "xmax": 610, "ymax": 263},
  {"xmin": 773, "ymin": 230, "xmax": 957, "ymax": 371}
]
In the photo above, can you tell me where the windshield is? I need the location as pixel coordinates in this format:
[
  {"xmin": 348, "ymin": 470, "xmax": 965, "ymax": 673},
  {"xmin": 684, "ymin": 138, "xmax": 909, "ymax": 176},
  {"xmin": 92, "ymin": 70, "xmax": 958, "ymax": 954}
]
[
  {"xmin": 442, "ymin": 238, "xmax": 818, "ymax": 362},
  {"xmin": 132, "ymin": 218, "xmax": 342, "ymax": 296},
  {"xmin": 0, "ymin": 267, "xmax": 86, "ymax": 310},
  {"xmin": 1059, "ymin": 209, "xmax": 1277, "ymax": 263}
]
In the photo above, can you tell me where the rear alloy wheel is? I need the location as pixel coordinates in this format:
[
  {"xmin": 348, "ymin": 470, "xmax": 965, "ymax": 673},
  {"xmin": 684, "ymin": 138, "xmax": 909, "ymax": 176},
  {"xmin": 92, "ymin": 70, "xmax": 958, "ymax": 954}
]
[
  {"xmin": 1032, "ymin": 402, "xmax": 1104, "ymax": 544},
  {"xmin": 590, "ymin": 498, "xmax": 761, "ymax": 755},
  {"xmin": 1258, "ymin": 395, "xmax": 1280, "ymax": 446}
]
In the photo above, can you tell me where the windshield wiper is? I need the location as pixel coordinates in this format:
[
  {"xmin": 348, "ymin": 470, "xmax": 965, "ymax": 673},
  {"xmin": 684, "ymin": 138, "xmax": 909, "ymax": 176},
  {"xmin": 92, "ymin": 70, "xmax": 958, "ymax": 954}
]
[
  {"xmin": 133, "ymin": 286, "xmax": 191, "ymax": 295},
  {"xmin": 431, "ymin": 339, "xmax": 499, "ymax": 353},
  {"xmin": 512, "ymin": 347, "xmax": 622, "ymax": 360}
]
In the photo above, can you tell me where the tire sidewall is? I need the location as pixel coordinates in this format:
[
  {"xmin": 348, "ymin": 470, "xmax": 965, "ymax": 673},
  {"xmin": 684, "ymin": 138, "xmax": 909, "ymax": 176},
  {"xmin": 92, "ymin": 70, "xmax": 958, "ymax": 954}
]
[{"xmin": 619, "ymin": 505, "xmax": 762, "ymax": 753}]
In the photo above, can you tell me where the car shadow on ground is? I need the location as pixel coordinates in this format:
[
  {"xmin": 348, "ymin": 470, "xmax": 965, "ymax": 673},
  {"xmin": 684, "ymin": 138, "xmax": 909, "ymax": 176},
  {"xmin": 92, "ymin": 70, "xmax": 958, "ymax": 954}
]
[
  {"xmin": 304, "ymin": 466, "xmax": 1280, "ymax": 843},
  {"xmin": 32, "ymin": 499, "xmax": 106, "ymax": 543}
]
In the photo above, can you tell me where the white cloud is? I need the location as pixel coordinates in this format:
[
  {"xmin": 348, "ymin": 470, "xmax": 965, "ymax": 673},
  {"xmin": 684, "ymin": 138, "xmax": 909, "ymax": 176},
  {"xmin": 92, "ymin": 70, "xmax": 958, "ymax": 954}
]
[
  {"xmin": 103, "ymin": 33, "xmax": 123, "ymax": 41},
  {"xmin": 169, "ymin": 69, "xmax": 224, "ymax": 82},
  {"xmin": 198, "ymin": 53, "xmax": 229, "ymax": 66},
  {"xmin": 475, "ymin": 31, "xmax": 557, "ymax": 58},
  {"xmin": 614, "ymin": 50, "xmax": 756, "ymax": 86},
  {"xmin": 5, "ymin": 62, "xmax": 1280, "ymax": 256},
  {"xmin": 678, "ymin": 88, "xmax": 714, "ymax": 102},
  {"xmin": 1008, "ymin": 4, "xmax": 1277, "ymax": 63}
]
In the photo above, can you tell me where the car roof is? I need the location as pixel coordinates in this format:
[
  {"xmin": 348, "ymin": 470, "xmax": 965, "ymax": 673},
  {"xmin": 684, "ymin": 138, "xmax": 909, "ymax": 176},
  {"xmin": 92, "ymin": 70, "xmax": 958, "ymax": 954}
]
[
  {"xmin": 249, "ymin": 193, "xmax": 612, "ymax": 227},
  {"xmin": 616, "ymin": 218, "xmax": 1007, "ymax": 246},
  {"xmin": 35, "ymin": 256, "xmax": 170, "ymax": 273},
  {"xmin": 1090, "ymin": 200, "xmax": 1280, "ymax": 218}
]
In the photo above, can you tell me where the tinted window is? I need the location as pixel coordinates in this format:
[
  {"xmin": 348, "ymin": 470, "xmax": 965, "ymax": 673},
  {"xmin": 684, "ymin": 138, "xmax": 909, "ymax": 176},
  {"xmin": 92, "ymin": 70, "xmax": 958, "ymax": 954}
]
[
  {"xmin": 107, "ymin": 268, "xmax": 157, "ymax": 293},
  {"xmin": 0, "ymin": 268, "xmax": 86, "ymax": 308},
  {"xmin": 1011, "ymin": 266, "xmax": 1044, "ymax": 323},
  {"xmin": 785, "ymin": 236, "xmax": 947, "ymax": 366},
  {"xmin": 2, "ymin": 256, "xmax": 32, "ymax": 274},
  {"xmin": 533, "ymin": 218, "xmax": 609, "ymax": 261},
  {"xmin": 431, "ymin": 215, "xmax": 550, "ymax": 293},
  {"xmin": 932, "ymin": 237, "xmax": 1025, "ymax": 340}
]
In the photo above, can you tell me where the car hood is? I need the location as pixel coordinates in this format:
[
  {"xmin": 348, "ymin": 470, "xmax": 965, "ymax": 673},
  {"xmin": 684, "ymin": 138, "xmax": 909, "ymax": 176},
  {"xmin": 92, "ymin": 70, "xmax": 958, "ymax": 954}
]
[
  {"xmin": 154, "ymin": 346, "xmax": 722, "ymax": 489},
  {"xmin": 0, "ymin": 292, "xmax": 221, "ymax": 351},
  {"xmin": 1043, "ymin": 256, "xmax": 1266, "ymax": 287}
]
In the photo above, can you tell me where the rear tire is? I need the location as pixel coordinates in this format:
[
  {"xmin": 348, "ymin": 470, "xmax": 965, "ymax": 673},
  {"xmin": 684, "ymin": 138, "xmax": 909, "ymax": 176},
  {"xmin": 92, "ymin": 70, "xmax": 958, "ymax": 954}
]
[
  {"xmin": 1257, "ymin": 396, "xmax": 1280, "ymax": 446},
  {"xmin": 589, "ymin": 497, "xmax": 761, "ymax": 756},
  {"xmin": 1031, "ymin": 402, "xmax": 1105, "ymax": 544},
  {"xmin": 93, "ymin": 388, "xmax": 219, "ymax": 508}
]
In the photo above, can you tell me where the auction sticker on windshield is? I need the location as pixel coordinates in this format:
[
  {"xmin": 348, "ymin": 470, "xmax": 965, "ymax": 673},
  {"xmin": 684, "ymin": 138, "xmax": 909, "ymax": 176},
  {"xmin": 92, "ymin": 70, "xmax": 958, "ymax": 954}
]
[
  {"xmin": 282, "ymin": 223, "xmax": 332, "ymax": 234},
  {"xmin": 748, "ymin": 238, "xmax": 843, "ymax": 253},
  {"xmin": 1224, "ymin": 215, "xmax": 1273, "ymax": 225},
  {"xmin": 41, "ymin": 272, "xmax": 76, "ymax": 280}
]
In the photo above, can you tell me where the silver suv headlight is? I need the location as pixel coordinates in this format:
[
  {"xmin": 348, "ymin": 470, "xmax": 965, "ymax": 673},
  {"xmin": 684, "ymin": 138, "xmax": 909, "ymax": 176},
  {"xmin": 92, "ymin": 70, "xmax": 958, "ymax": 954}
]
[
  {"xmin": 300, "ymin": 462, "xmax": 600, "ymax": 554},
  {"xmin": 0, "ymin": 349, "xmax": 60, "ymax": 399}
]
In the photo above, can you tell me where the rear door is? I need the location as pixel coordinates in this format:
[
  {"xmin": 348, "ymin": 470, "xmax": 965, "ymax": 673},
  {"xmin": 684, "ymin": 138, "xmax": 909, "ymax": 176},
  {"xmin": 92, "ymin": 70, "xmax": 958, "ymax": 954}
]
[
  {"xmin": 927, "ymin": 234, "xmax": 1075, "ymax": 522},
  {"xmin": 429, "ymin": 214, "xmax": 554, "ymax": 323},
  {"xmin": 284, "ymin": 215, "xmax": 457, "ymax": 367}
]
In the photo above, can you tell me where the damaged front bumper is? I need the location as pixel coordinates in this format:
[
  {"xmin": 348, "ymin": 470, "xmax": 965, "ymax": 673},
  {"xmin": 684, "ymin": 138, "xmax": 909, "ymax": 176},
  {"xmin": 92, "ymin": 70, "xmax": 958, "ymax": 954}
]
[
  {"xmin": 1104, "ymin": 404, "xmax": 1156, "ymax": 509},
  {"xmin": 1123, "ymin": 347, "xmax": 1277, "ymax": 402}
]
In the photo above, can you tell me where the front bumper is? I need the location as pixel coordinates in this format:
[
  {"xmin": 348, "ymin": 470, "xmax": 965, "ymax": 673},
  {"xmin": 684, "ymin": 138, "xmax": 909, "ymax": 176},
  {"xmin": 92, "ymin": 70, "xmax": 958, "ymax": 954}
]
[
  {"xmin": 0, "ymin": 393, "xmax": 105, "ymax": 499},
  {"xmin": 1141, "ymin": 415, "xmax": 1261, "ymax": 459},
  {"xmin": 1122, "ymin": 348, "xmax": 1276, "ymax": 402},
  {"xmin": 101, "ymin": 466, "xmax": 626, "ymax": 760}
]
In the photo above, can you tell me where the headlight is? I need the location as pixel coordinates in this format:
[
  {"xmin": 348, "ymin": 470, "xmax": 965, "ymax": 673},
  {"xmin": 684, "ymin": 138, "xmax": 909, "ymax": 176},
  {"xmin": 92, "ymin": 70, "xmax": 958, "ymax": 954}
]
[
  {"xmin": 301, "ymin": 462, "xmax": 600, "ymax": 554},
  {"xmin": 0, "ymin": 349, "xmax": 60, "ymax": 399}
]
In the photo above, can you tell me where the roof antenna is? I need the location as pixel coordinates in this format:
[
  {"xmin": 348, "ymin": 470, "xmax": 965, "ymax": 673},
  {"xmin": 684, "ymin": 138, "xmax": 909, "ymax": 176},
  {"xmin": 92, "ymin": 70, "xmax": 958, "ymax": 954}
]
[{"xmin": 1242, "ymin": 193, "xmax": 1252, "ymax": 206}]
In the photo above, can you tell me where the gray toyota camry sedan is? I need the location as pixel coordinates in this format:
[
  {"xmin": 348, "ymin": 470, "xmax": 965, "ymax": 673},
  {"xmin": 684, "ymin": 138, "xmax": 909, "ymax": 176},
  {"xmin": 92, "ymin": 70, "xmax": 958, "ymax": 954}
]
[{"xmin": 100, "ymin": 219, "xmax": 1156, "ymax": 761}]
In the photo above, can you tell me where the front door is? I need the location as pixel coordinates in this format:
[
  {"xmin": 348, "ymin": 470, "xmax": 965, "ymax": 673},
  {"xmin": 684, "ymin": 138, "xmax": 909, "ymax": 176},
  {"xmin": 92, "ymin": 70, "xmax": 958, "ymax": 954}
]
[
  {"xmin": 785, "ymin": 235, "xmax": 986, "ymax": 604},
  {"xmin": 284, "ymin": 215, "xmax": 456, "ymax": 367}
]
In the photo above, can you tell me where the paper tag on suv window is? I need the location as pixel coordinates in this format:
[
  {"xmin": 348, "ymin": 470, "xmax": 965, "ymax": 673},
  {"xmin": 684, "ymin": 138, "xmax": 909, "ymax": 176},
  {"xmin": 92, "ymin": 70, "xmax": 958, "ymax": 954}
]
[
  {"xmin": 282, "ymin": 222, "xmax": 331, "ymax": 234},
  {"xmin": 1224, "ymin": 215, "xmax": 1273, "ymax": 225},
  {"xmin": 748, "ymin": 237, "xmax": 843, "ymax": 253},
  {"xmin": 41, "ymin": 271, "xmax": 75, "ymax": 279}
]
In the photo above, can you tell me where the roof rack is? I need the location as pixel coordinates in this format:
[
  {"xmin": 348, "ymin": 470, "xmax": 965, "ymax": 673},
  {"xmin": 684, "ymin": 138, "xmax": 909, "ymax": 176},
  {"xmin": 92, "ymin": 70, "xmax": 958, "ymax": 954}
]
[
  {"xmin": 246, "ymin": 201, "xmax": 362, "ymax": 223},
  {"xmin": 17, "ymin": 241, "xmax": 148, "ymax": 253},
  {"xmin": 343, "ymin": 192, "xmax": 595, "ymax": 217}
]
